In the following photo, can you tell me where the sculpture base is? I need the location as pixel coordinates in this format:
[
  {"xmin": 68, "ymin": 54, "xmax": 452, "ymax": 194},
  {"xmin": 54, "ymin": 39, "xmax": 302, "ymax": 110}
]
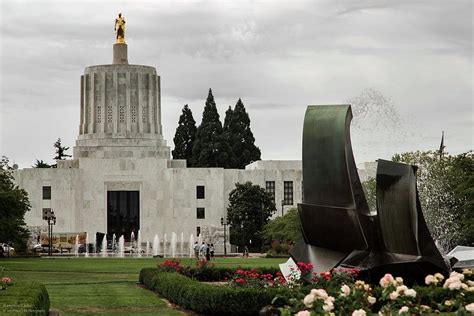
[{"xmin": 113, "ymin": 43, "xmax": 128, "ymax": 64}]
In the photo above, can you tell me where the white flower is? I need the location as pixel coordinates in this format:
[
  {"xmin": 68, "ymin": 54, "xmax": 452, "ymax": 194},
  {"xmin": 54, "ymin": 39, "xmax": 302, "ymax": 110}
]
[
  {"xmin": 303, "ymin": 294, "xmax": 315, "ymax": 308},
  {"xmin": 352, "ymin": 309, "xmax": 366, "ymax": 316},
  {"xmin": 465, "ymin": 303, "xmax": 474, "ymax": 313},
  {"xmin": 296, "ymin": 311, "xmax": 311, "ymax": 316},
  {"xmin": 467, "ymin": 280, "xmax": 474, "ymax": 286},
  {"xmin": 404, "ymin": 289, "xmax": 417, "ymax": 298},
  {"xmin": 341, "ymin": 284, "xmax": 351, "ymax": 297},
  {"xmin": 450, "ymin": 271, "xmax": 465, "ymax": 281},
  {"xmin": 398, "ymin": 306, "xmax": 409, "ymax": 314},
  {"xmin": 396, "ymin": 285, "xmax": 408, "ymax": 294},
  {"xmin": 367, "ymin": 296, "xmax": 376, "ymax": 305},
  {"xmin": 425, "ymin": 275, "xmax": 438, "ymax": 285},
  {"xmin": 448, "ymin": 280, "xmax": 463, "ymax": 290},
  {"xmin": 311, "ymin": 289, "xmax": 329, "ymax": 300},
  {"xmin": 434, "ymin": 273, "xmax": 445, "ymax": 281},
  {"xmin": 396, "ymin": 277, "xmax": 404, "ymax": 284},
  {"xmin": 379, "ymin": 274, "xmax": 396, "ymax": 287},
  {"xmin": 323, "ymin": 300, "xmax": 334, "ymax": 312},
  {"xmin": 326, "ymin": 296, "xmax": 335, "ymax": 303},
  {"xmin": 389, "ymin": 291, "xmax": 399, "ymax": 300},
  {"xmin": 444, "ymin": 275, "xmax": 465, "ymax": 290}
]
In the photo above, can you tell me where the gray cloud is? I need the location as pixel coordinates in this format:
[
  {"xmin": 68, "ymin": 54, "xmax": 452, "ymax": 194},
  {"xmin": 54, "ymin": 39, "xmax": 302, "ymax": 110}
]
[{"xmin": 0, "ymin": 0, "xmax": 472, "ymax": 168}]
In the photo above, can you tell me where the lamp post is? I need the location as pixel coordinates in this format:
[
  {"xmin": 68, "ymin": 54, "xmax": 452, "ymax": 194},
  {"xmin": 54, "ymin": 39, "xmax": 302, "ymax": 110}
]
[
  {"xmin": 42, "ymin": 209, "xmax": 56, "ymax": 257},
  {"xmin": 281, "ymin": 199, "xmax": 285, "ymax": 217},
  {"xmin": 220, "ymin": 217, "xmax": 228, "ymax": 257}
]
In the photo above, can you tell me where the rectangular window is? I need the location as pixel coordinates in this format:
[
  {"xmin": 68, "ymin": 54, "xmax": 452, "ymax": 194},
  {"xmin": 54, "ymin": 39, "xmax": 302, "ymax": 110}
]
[
  {"xmin": 283, "ymin": 181, "xmax": 293, "ymax": 205},
  {"xmin": 197, "ymin": 207, "xmax": 205, "ymax": 219},
  {"xmin": 43, "ymin": 186, "xmax": 51, "ymax": 200},
  {"xmin": 265, "ymin": 181, "xmax": 275, "ymax": 202},
  {"xmin": 196, "ymin": 186, "xmax": 205, "ymax": 199},
  {"xmin": 196, "ymin": 226, "xmax": 201, "ymax": 236}
]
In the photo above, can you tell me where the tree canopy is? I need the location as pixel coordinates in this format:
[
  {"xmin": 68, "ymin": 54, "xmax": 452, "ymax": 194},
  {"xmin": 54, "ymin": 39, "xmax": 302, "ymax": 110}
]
[
  {"xmin": 223, "ymin": 98, "xmax": 261, "ymax": 169},
  {"xmin": 172, "ymin": 104, "xmax": 197, "ymax": 166},
  {"xmin": 262, "ymin": 207, "xmax": 302, "ymax": 244},
  {"xmin": 191, "ymin": 89, "xmax": 231, "ymax": 167},
  {"xmin": 0, "ymin": 156, "xmax": 31, "ymax": 252},
  {"xmin": 226, "ymin": 181, "xmax": 276, "ymax": 251},
  {"xmin": 392, "ymin": 150, "xmax": 473, "ymax": 252}
]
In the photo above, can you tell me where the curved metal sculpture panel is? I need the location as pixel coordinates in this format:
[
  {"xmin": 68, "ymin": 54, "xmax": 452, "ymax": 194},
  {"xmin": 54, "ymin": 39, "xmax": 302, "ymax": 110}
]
[{"xmin": 291, "ymin": 104, "xmax": 450, "ymax": 282}]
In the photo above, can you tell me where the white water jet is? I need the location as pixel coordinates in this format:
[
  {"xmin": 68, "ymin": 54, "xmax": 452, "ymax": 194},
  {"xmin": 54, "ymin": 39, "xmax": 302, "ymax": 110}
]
[
  {"xmin": 146, "ymin": 241, "xmax": 150, "ymax": 257},
  {"xmin": 131, "ymin": 231, "xmax": 135, "ymax": 255},
  {"xmin": 137, "ymin": 230, "xmax": 142, "ymax": 258},
  {"xmin": 153, "ymin": 234, "xmax": 159, "ymax": 256},
  {"xmin": 171, "ymin": 232, "xmax": 177, "ymax": 258},
  {"xmin": 189, "ymin": 234, "xmax": 194, "ymax": 258},
  {"xmin": 163, "ymin": 233, "xmax": 167, "ymax": 258},
  {"xmin": 198, "ymin": 233, "xmax": 202, "ymax": 245},
  {"xmin": 118, "ymin": 235, "xmax": 125, "ymax": 258},
  {"xmin": 85, "ymin": 232, "xmax": 89, "ymax": 257},
  {"xmin": 112, "ymin": 234, "xmax": 117, "ymax": 256},
  {"xmin": 180, "ymin": 232, "xmax": 184, "ymax": 258},
  {"xmin": 74, "ymin": 235, "xmax": 79, "ymax": 257},
  {"xmin": 101, "ymin": 235, "xmax": 107, "ymax": 257},
  {"xmin": 93, "ymin": 234, "xmax": 97, "ymax": 256}
]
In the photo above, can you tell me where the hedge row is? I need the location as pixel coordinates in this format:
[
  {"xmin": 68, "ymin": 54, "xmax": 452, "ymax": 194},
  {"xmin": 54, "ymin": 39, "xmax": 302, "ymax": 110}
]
[
  {"xmin": 180, "ymin": 265, "xmax": 281, "ymax": 282},
  {"xmin": 139, "ymin": 268, "xmax": 288, "ymax": 315},
  {"xmin": 0, "ymin": 282, "xmax": 50, "ymax": 316}
]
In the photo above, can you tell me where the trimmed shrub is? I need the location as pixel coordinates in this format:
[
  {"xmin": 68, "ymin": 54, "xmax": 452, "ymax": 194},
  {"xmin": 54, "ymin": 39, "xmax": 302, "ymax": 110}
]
[
  {"xmin": 140, "ymin": 269, "xmax": 290, "ymax": 315},
  {"xmin": 181, "ymin": 265, "xmax": 280, "ymax": 282},
  {"xmin": 0, "ymin": 282, "xmax": 50, "ymax": 315}
]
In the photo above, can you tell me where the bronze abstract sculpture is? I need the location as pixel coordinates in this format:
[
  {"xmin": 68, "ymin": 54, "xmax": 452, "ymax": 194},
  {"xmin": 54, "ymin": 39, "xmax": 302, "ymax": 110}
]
[{"xmin": 290, "ymin": 104, "xmax": 450, "ymax": 283}]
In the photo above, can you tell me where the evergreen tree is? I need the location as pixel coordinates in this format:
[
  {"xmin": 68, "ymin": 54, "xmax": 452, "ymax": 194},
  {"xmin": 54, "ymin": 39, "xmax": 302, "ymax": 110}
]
[
  {"xmin": 0, "ymin": 156, "xmax": 31, "ymax": 252},
  {"xmin": 53, "ymin": 138, "xmax": 72, "ymax": 161},
  {"xmin": 172, "ymin": 104, "xmax": 197, "ymax": 166},
  {"xmin": 192, "ymin": 89, "xmax": 231, "ymax": 167},
  {"xmin": 33, "ymin": 159, "xmax": 51, "ymax": 168},
  {"xmin": 224, "ymin": 98, "xmax": 261, "ymax": 169},
  {"xmin": 223, "ymin": 106, "xmax": 237, "ymax": 168}
]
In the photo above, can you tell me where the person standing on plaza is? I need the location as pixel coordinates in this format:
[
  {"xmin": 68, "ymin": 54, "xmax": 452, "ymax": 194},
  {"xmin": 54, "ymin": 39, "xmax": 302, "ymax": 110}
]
[
  {"xmin": 206, "ymin": 243, "xmax": 211, "ymax": 261},
  {"xmin": 210, "ymin": 243, "xmax": 215, "ymax": 258},
  {"xmin": 199, "ymin": 242, "xmax": 208, "ymax": 262},
  {"xmin": 193, "ymin": 241, "xmax": 200, "ymax": 261}
]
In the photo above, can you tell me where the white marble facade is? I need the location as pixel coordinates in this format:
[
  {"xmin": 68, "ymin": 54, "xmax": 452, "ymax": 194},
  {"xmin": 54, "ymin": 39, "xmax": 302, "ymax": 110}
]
[{"xmin": 12, "ymin": 42, "xmax": 303, "ymax": 252}]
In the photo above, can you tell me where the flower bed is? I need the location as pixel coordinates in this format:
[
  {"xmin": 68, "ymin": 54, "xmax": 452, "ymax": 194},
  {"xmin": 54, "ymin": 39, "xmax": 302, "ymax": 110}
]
[{"xmin": 0, "ymin": 280, "xmax": 50, "ymax": 315}]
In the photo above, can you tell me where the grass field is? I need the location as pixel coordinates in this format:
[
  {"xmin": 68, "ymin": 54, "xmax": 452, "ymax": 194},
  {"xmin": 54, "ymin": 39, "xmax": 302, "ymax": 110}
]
[{"xmin": 0, "ymin": 257, "xmax": 284, "ymax": 315}]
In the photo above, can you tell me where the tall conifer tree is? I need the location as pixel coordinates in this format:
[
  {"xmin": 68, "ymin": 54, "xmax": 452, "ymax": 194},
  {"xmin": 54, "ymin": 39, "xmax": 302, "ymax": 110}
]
[
  {"xmin": 172, "ymin": 104, "xmax": 197, "ymax": 166},
  {"xmin": 192, "ymin": 89, "xmax": 231, "ymax": 167},
  {"xmin": 225, "ymin": 98, "xmax": 261, "ymax": 169}
]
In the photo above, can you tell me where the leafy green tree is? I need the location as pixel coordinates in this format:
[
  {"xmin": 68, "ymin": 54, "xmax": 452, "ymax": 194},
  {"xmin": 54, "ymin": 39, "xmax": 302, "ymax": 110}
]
[
  {"xmin": 262, "ymin": 208, "xmax": 302, "ymax": 244},
  {"xmin": 0, "ymin": 156, "xmax": 31, "ymax": 252},
  {"xmin": 33, "ymin": 159, "xmax": 51, "ymax": 168},
  {"xmin": 223, "ymin": 98, "xmax": 261, "ymax": 169},
  {"xmin": 53, "ymin": 138, "xmax": 71, "ymax": 161},
  {"xmin": 392, "ymin": 150, "xmax": 473, "ymax": 252},
  {"xmin": 227, "ymin": 181, "xmax": 276, "ymax": 251},
  {"xmin": 172, "ymin": 104, "xmax": 197, "ymax": 166},
  {"xmin": 192, "ymin": 89, "xmax": 231, "ymax": 167},
  {"xmin": 362, "ymin": 177, "xmax": 376, "ymax": 213}
]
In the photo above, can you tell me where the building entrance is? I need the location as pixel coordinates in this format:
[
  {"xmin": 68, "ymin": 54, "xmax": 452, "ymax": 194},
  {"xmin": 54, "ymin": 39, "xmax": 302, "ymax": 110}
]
[{"xmin": 107, "ymin": 191, "xmax": 139, "ymax": 241}]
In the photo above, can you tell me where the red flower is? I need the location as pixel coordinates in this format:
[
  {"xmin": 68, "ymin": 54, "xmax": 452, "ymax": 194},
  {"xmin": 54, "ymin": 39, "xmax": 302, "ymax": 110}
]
[
  {"xmin": 320, "ymin": 271, "xmax": 331, "ymax": 281},
  {"xmin": 235, "ymin": 278, "xmax": 246, "ymax": 284}
]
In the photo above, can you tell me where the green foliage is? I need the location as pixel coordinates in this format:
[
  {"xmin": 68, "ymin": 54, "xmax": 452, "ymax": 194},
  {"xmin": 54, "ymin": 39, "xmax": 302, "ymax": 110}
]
[
  {"xmin": 263, "ymin": 208, "xmax": 302, "ymax": 246},
  {"xmin": 227, "ymin": 182, "xmax": 277, "ymax": 251},
  {"xmin": 172, "ymin": 104, "xmax": 197, "ymax": 166},
  {"xmin": 223, "ymin": 98, "xmax": 261, "ymax": 169},
  {"xmin": 192, "ymin": 89, "xmax": 232, "ymax": 167},
  {"xmin": 0, "ymin": 282, "xmax": 50, "ymax": 315},
  {"xmin": 53, "ymin": 137, "xmax": 71, "ymax": 162},
  {"xmin": 392, "ymin": 150, "xmax": 474, "ymax": 251},
  {"xmin": 0, "ymin": 157, "xmax": 31, "ymax": 252},
  {"xmin": 362, "ymin": 177, "xmax": 376, "ymax": 213},
  {"xmin": 140, "ymin": 270, "xmax": 288, "ymax": 315},
  {"xmin": 33, "ymin": 159, "xmax": 51, "ymax": 168}
]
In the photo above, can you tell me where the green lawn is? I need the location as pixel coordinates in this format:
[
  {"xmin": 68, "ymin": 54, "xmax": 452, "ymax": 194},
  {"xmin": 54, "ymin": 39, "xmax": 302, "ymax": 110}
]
[{"xmin": 0, "ymin": 257, "xmax": 284, "ymax": 315}]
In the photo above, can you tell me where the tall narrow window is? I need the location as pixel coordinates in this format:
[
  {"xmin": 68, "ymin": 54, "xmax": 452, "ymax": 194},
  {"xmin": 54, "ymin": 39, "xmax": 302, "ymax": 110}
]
[
  {"xmin": 43, "ymin": 186, "xmax": 51, "ymax": 200},
  {"xmin": 283, "ymin": 181, "xmax": 293, "ymax": 205},
  {"xmin": 265, "ymin": 181, "xmax": 275, "ymax": 202},
  {"xmin": 197, "ymin": 207, "xmax": 205, "ymax": 219},
  {"xmin": 196, "ymin": 186, "xmax": 205, "ymax": 199},
  {"xmin": 196, "ymin": 226, "xmax": 201, "ymax": 236}
]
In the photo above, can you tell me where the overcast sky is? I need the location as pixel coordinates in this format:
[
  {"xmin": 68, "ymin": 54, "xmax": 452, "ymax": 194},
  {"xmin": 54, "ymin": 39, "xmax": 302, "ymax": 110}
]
[{"xmin": 0, "ymin": 0, "xmax": 472, "ymax": 168}]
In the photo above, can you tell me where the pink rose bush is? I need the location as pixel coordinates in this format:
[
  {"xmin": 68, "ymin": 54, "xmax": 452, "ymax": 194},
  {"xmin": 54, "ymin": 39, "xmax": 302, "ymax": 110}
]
[{"xmin": 1, "ymin": 276, "xmax": 13, "ymax": 290}]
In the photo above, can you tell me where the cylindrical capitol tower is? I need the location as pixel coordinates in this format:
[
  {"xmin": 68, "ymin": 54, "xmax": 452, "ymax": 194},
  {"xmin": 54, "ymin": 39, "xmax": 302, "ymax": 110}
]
[{"xmin": 74, "ymin": 15, "xmax": 169, "ymax": 159}]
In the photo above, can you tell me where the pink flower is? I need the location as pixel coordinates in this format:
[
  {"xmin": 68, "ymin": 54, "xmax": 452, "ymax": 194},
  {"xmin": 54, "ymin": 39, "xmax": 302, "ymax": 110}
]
[
  {"xmin": 1, "ymin": 277, "xmax": 12, "ymax": 284},
  {"xmin": 379, "ymin": 274, "xmax": 396, "ymax": 287},
  {"xmin": 340, "ymin": 284, "xmax": 351, "ymax": 297}
]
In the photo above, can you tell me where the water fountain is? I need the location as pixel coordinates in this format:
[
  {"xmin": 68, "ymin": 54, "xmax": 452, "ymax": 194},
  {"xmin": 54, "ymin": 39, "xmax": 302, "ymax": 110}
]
[
  {"xmin": 118, "ymin": 235, "xmax": 125, "ymax": 258},
  {"xmin": 153, "ymin": 234, "xmax": 159, "ymax": 257},
  {"xmin": 93, "ymin": 234, "xmax": 97, "ymax": 256},
  {"xmin": 137, "ymin": 230, "xmax": 142, "ymax": 258},
  {"xmin": 146, "ymin": 241, "xmax": 150, "ymax": 257},
  {"xmin": 189, "ymin": 234, "xmax": 194, "ymax": 258},
  {"xmin": 171, "ymin": 232, "xmax": 177, "ymax": 258},
  {"xmin": 131, "ymin": 231, "xmax": 135, "ymax": 255},
  {"xmin": 180, "ymin": 232, "xmax": 184, "ymax": 258},
  {"xmin": 163, "ymin": 233, "xmax": 167, "ymax": 257},
  {"xmin": 101, "ymin": 235, "xmax": 107, "ymax": 257},
  {"xmin": 74, "ymin": 235, "xmax": 79, "ymax": 257},
  {"xmin": 112, "ymin": 234, "xmax": 116, "ymax": 256},
  {"xmin": 85, "ymin": 232, "xmax": 89, "ymax": 257}
]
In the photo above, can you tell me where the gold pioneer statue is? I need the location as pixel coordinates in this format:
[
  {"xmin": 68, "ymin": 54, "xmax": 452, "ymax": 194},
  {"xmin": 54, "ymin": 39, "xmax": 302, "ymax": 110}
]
[{"xmin": 114, "ymin": 13, "xmax": 126, "ymax": 43}]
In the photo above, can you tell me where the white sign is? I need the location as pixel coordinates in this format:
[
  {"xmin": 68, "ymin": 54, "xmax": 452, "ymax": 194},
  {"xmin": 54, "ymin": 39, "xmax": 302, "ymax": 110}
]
[{"xmin": 279, "ymin": 257, "xmax": 301, "ymax": 282}]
